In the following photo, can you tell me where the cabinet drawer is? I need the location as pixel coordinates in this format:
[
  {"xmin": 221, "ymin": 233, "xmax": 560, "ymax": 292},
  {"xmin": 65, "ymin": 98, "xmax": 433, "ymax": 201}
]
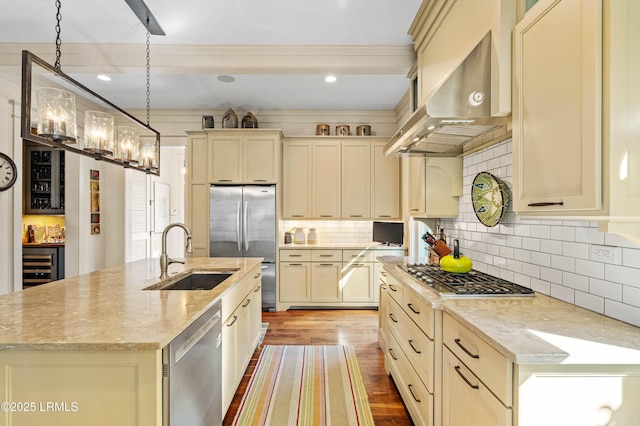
[
  {"xmin": 310, "ymin": 250, "xmax": 342, "ymax": 262},
  {"xmin": 395, "ymin": 306, "xmax": 434, "ymax": 392},
  {"xmin": 386, "ymin": 333, "xmax": 433, "ymax": 426},
  {"xmin": 375, "ymin": 249, "xmax": 406, "ymax": 258},
  {"xmin": 386, "ymin": 274, "xmax": 404, "ymax": 305},
  {"xmin": 279, "ymin": 249, "xmax": 311, "ymax": 261},
  {"xmin": 222, "ymin": 265, "xmax": 261, "ymax": 321},
  {"xmin": 443, "ymin": 313, "xmax": 512, "ymax": 406},
  {"xmin": 403, "ymin": 284, "xmax": 435, "ymax": 339},
  {"xmin": 342, "ymin": 249, "xmax": 374, "ymax": 262}
]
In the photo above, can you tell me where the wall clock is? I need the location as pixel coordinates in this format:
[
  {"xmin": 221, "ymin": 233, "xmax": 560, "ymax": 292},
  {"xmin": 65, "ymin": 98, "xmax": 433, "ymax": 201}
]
[
  {"xmin": 471, "ymin": 172, "xmax": 509, "ymax": 227},
  {"xmin": 0, "ymin": 152, "xmax": 18, "ymax": 191}
]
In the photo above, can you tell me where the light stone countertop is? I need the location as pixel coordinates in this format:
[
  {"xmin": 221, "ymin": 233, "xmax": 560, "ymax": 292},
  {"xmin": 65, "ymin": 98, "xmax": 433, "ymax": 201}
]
[
  {"xmin": 279, "ymin": 242, "xmax": 407, "ymax": 250},
  {"xmin": 0, "ymin": 257, "xmax": 262, "ymax": 351},
  {"xmin": 378, "ymin": 256, "xmax": 640, "ymax": 365}
]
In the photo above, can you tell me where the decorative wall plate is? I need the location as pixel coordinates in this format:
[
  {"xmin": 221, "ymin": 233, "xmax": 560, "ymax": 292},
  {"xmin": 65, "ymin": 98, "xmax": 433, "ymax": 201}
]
[
  {"xmin": 471, "ymin": 172, "xmax": 509, "ymax": 227},
  {"xmin": 0, "ymin": 152, "xmax": 18, "ymax": 191}
]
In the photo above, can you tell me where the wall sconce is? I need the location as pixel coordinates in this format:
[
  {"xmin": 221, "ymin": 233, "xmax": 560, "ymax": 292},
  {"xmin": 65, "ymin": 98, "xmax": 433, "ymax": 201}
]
[
  {"xmin": 84, "ymin": 110, "xmax": 115, "ymax": 155},
  {"xmin": 35, "ymin": 87, "xmax": 77, "ymax": 143}
]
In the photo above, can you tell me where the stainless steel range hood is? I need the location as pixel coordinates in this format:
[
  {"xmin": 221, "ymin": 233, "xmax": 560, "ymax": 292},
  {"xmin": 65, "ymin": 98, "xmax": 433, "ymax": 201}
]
[{"xmin": 385, "ymin": 32, "xmax": 511, "ymax": 157}]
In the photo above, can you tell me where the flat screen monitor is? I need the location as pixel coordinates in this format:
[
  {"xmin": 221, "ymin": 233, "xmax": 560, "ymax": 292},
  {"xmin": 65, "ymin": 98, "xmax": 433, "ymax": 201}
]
[{"xmin": 372, "ymin": 221, "xmax": 404, "ymax": 246}]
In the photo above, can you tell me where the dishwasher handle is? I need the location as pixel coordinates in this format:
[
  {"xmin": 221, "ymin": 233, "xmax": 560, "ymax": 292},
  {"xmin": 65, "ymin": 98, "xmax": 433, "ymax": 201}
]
[{"xmin": 174, "ymin": 312, "xmax": 221, "ymax": 364}]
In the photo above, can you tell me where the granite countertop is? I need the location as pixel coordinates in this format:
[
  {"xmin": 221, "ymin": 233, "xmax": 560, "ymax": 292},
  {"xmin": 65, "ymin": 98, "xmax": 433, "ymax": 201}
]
[
  {"xmin": 0, "ymin": 257, "xmax": 262, "ymax": 351},
  {"xmin": 279, "ymin": 242, "xmax": 407, "ymax": 250},
  {"xmin": 378, "ymin": 256, "xmax": 640, "ymax": 365}
]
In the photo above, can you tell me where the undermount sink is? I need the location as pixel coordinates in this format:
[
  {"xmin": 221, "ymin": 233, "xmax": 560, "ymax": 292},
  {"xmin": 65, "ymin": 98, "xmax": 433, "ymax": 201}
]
[{"xmin": 144, "ymin": 270, "xmax": 236, "ymax": 291}]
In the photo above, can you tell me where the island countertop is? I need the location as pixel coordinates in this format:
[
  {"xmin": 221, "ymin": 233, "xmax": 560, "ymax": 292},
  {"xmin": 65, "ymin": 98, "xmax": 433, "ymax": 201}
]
[
  {"xmin": 0, "ymin": 257, "xmax": 262, "ymax": 351},
  {"xmin": 379, "ymin": 256, "xmax": 640, "ymax": 365}
]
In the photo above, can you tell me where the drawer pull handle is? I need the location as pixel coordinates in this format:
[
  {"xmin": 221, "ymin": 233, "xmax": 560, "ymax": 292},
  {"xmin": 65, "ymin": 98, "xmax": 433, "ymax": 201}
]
[
  {"xmin": 408, "ymin": 384, "xmax": 421, "ymax": 402},
  {"xmin": 389, "ymin": 313, "xmax": 398, "ymax": 323},
  {"xmin": 254, "ymin": 273, "xmax": 261, "ymax": 279},
  {"xmin": 527, "ymin": 201, "xmax": 564, "ymax": 207},
  {"xmin": 218, "ymin": 179, "xmax": 233, "ymax": 182},
  {"xmin": 408, "ymin": 340, "xmax": 421, "ymax": 354},
  {"xmin": 288, "ymin": 263, "xmax": 303, "ymax": 266},
  {"xmin": 253, "ymin": 285, "xmax": 261, "ymax": 292},
  {"xmin": 319, "ymin": 263, "xmax": 334, "ymax": 266},
  {"xmin": 291, "ymin": 215, "xmax": 304, "ymax": 218},
  {"xmin": 455, "ymin": 366, "xmax": 479, "ymax": 389},
  {"xmin": 319, "ymin": 255, "xmax": 334, "ymax": 257},
  {"xmin": 288, "ymin": 254, "xmax": 303, "ymax": 257},
  {"xmin": 253, "ymin": 179, "xmax": 267, "ymax": 182},
  {"xmin": 242, "ymin": 299, "xmax": 251, "ymax": 308},
  {"xmin": 407, "ymin": 303, "xmax": 420, "ymax": 314},
  {"xmin": 379, "ymin": 215, "xmax": 391, "ymax": 218},
  {"xmin": 388, "ymin": 285, "xmax": 398, "ymax": 292},
  {"xmin": 388, "ymin": 348, "xmax": 398, "ymax": 361},
  {"xmin": 320, "ymin": 215, "xmax": 333, "ymax": 218},
  {"xmin": 226, "ymin": 315, "xmax": 238, "ymax": 327},
  {"xmin": 381, "ymin": 271, "xmax": 387, "ymax": 276},
  {"xmin": 455, "ymin": 338, "xmax": 480, "ymax": 359}
]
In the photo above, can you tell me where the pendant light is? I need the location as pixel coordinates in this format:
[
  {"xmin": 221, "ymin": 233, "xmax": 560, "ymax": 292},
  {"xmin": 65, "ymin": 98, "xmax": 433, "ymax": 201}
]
[
  {"xmin": 84, "ymin": 110, "xmax": 115, "ymax": 154},
  {"xmin": 114, "ymin": 126, "xmax": 140, "ymax": 164},
  {"xmin": 34, "ymin": 0, "xmax": 77, "ymax": 144}
]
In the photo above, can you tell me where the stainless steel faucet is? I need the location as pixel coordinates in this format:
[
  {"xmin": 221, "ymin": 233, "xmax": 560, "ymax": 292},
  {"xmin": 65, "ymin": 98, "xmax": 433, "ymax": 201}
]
[{"xmin": 159, "ymin": 222, "xmax": 194, "ymax": 279}]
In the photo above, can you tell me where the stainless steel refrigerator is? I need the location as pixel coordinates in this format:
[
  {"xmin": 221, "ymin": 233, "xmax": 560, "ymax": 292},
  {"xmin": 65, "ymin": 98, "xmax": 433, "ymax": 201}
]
[{"xmin": 209, "ymin": 185, "xmax": 276, "ymax": 311}]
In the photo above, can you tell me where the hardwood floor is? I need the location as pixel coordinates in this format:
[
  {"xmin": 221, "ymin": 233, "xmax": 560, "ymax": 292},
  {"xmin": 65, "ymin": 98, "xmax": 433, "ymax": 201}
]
[{"xmin": 223, "ymin": 309, "xmax": 413, "ymax": 425}]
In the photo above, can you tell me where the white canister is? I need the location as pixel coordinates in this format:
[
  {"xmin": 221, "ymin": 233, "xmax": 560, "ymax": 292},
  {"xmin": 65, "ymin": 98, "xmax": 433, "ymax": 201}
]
[
  {"xmin": 307, "ymin": 228, "xmax": 318, "ymax": 244},
  {"xmin": 293, "ymin": 227, "xmax": 306, "ymax": 244}
]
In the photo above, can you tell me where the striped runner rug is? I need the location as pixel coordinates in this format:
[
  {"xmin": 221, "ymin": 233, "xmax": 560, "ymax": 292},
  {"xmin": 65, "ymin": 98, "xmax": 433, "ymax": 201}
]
[{"xmin": 232, "ymin": 345, "xmax": 375, "ymax": 425}]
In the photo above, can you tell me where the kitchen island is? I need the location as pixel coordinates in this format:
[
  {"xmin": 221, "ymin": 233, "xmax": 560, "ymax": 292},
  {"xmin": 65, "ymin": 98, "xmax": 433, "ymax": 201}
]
[
  {"xmin": 0, "ymin": 257, "xmax": 263, "ymax": 426},
  {"xmin": 378, "ymin": 256, "xmax": 640, "ymax": 426}
]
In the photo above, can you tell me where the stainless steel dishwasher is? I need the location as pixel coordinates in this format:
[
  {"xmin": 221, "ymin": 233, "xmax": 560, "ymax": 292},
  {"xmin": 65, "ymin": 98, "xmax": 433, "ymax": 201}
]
[{"xmin": 163, "ymin": 300, "xmax": 222, "ymax": 426}]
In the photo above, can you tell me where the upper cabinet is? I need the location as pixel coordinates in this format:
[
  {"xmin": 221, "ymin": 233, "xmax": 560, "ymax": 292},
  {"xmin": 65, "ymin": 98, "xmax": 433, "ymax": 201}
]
[
  {"xmin": 409, "ymin": 0, "xmax": 515, "ymax": 116},
  {"xmin": 282, "ymin": 137, "xmax": 401, "ymax": 220},
  {"xmin": 407, "ymin": 157, "xmax": 462, "ymax": 218},
  {"xmin": 513, "ymin": 0, "xmax": 640, "ymax": 243},
  {"xmin": 208, "ymin": 129, "xmax": 282, "ymax": 184}
]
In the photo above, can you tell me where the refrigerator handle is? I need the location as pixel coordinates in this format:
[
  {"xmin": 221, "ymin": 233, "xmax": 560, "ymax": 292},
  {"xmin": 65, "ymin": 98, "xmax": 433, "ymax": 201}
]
[
  {"xmin": 243, "ymin": 200, "xmax": 249, "ymax": 251},
  {"xmin": 236, "ymin": 201, "xmax": 242, "ymax": 252}
]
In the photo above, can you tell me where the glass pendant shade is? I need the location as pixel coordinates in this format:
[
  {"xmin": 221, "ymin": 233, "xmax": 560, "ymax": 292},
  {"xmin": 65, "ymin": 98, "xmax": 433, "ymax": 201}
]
[
  {"xmin": 84, "ymin": 110, "xmax": 115, "ymax": 155},
  {"xmin": 140, "ymin": 141, "xmax": 158, "ymax": 170},
  {"xmin": 35, "ymin": 87, "xmax": 77, "ymax": 143},
  {"xmin": 114, "ymin": 126, "xmax": 140, "ymax": 164}
]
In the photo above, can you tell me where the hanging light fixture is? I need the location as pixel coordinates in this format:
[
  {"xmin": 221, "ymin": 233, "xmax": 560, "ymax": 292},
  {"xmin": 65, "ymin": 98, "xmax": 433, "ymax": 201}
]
[
  {"xmin": 34, "ymin": 1, "xmax": 77, "ymax": 144},
  {"xmin": 84, "ymin": 110, "xmax": 115, "ymax": 154},
  {"xmin": 114, "ymin": 126, "xmax": 140, "ymax": 164},
  {"xmin": 20, "ymin": 0, "xmax": 163, "ymax": 175}
]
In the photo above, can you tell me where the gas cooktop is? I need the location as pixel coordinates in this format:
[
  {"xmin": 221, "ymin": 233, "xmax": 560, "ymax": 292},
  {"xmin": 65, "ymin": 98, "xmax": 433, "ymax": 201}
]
[{"xmin": 398, "ymin": 262, "xmax": 534, "ymax": 297}]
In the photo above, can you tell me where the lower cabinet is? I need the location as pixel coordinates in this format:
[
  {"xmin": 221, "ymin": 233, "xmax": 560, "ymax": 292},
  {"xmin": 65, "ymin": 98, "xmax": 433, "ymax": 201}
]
[
  {"xmin": 221, "ymin": 264, "xmax": 263, "ymax": 415},
  {"xmin": 278, "ymin": 247, "xmax": 405, "ymax": 310}
]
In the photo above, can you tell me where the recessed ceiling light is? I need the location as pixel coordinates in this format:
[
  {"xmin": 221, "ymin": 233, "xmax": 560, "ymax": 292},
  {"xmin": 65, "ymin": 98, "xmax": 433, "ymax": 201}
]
[
  {"xmin": 217, "ymin": 75, "xmax": 236, "ymax": 83},
  {"xmin": 325, "ymin": 75, "xmax": 337, "ymax": 83},
  {"xmin": 97, "ymin": 74, "xmax": 111, "ymax": 82}
]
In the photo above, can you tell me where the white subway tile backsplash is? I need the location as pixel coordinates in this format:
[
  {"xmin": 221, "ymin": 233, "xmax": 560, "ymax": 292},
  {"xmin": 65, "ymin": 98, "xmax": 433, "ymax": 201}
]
[
  {"xmin": 438, "ymin": 139, "xmax": 640, "ymax": 327},
  {"xmin": 551, "ymin": 255, "xmax": 575, "ymax": 273},
  {"xmin": 575, "ymin": 291, "xmax": 604, "ymax": 314},
  {"xmin": 604, "ymin": 300, "xmax": 640, "ymax": 328},
  {"xmin": 589, "ymin": 278, "xmax": 623, "ymax": 301},
  {"xmin": 562, "ymin": 272, "xmax": 589, "ymax": 292},
  {"xmin": 550, "ymin": 284, "xmax": 575, "ymax": 304},
  {"xmin": 622, "ymin": 248, "xmax": 640, "ymax": 267},
  {"xmin": 575, "ymin": 259, "xmax": 605, "ymax": 279},
  {"xmin": 623, "ymin": 286, "xmax": 640, "ymax": 308}
]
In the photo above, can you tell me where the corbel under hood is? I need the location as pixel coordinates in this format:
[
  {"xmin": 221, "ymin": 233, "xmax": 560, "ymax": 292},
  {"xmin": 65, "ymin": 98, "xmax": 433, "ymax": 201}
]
[{"xmin": 385, "ymin": 32, "xmax": 511, "ymax": 157}]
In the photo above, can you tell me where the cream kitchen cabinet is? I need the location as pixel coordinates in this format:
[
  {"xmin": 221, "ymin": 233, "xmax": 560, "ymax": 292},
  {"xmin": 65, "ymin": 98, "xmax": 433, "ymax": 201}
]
[
  {"xmin": 282, "ymin": 140, "xmax": 312, "ymax": 218},
  {"xmin": 407, "ymin": 157, "xmax": 462, "ymax": 218},
  {"xmin": 282, "ymin": 137, "xmax": 401, "ymax": 220},
  {"xmin": 221, "ymin": 264, "xmax": 262, "ymax": 414},
  {"xmin": 381, "ymin": 271, "xmax": 438, "ymax": 426},
  {"xmin": 342, "ymin": 140, "xmax": 371, "ymax": 219},
  {"xmin": 312, "ymin": 140, "xmax": 342, "ymax": 218},
  {"xmin": 442, "ymin": 312, "xmax": 512, "ymax": 426},
  {"xmin": 372, "ymin": 141, "xmax": 401, "ymax": 219},
  {"xmin": 513, "ymin": 0, "xmax": 640, "ymax": 244},
  {"xmin": 208, "ymin": 129, "xmax": 282, "ymax": 184},
  {"xmin": 278, "ymin": 247, "xmax": 405, "ymax": 310},
  {"xmin": 185, "ymin": 131, "xmax": 211, "ymax": 257}
]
